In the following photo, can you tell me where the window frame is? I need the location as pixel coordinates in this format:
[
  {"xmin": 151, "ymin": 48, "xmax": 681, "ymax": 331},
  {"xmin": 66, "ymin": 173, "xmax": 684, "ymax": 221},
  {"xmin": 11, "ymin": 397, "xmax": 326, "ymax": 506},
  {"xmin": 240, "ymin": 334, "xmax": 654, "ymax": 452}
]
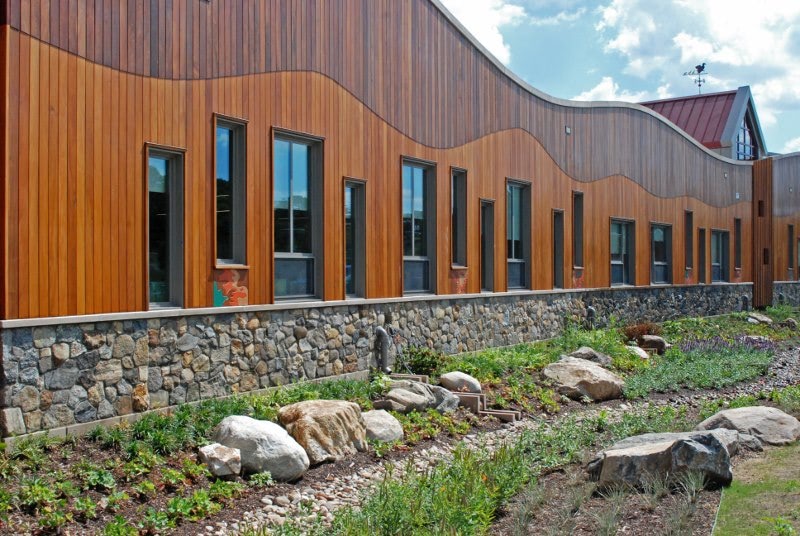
[
  {"xmin": 451, "ymin": 167, "xmax": 468, "ymax": 268},
  {"xmin": 144, "ymin": 143, "xmax": 186, "ymax": 309},
  {"xmin": 789, "ymin": 224, "xmax": 795, "ymax": 280},
  {"xmin": 684, "ymin": 210, "xmax": 694, "ymax": 271},
  {"xmin": 610, "ymin": 218, "xmax": 635, "ymax": 287},
  {"xmin": 506, "ymin": 179, "xmax": 532, "ymax": 290},
  {"xmin": 710, "ymin": 229, "xmax": 730, "ymax": 283},
  {"xmin": 272, "ymin": 128, "xmax": 325, "ymax": 301},
  {"xmin": 343, "ymin": 177, "xmax": 367, "ymax": 298},
  {"xmin": 401, "ymin": 157, "xmax": 437, "ymax": 295},
  {"xmin": 213, "ymin": 114, "xmax": 248, "ymax": 268},
  {"xmin": 734, "ymin": 218, "xmax": 742, "ymax": 270},
  {"xmin": 650, "ymin": 222, "xmax": 672, "ymax": 285},
  {"xmin": 572, "ymin": 191, "xmax": 584, "ymax": 269}
]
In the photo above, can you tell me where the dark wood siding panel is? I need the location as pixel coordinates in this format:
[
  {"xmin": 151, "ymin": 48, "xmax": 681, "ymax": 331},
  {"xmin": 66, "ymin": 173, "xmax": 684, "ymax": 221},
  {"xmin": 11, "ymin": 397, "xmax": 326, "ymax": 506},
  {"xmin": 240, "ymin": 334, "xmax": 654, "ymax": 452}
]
[{"xmin": 753, "ymin": 158, "xmax": 773, "ymax": 307}]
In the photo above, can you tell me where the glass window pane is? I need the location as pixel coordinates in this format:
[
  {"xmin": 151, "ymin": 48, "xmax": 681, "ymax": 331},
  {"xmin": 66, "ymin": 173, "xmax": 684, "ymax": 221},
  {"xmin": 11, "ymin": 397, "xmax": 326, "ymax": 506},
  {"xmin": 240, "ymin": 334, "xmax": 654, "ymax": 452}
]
[
  {"xmin": 652, "ymin": 227, "xmax": 667, "ymax": 263},
  {"xmin": 274, "ymin": 258, "xmax": 314, "ymax": 297},
  {"xmin": 403, "ymin": 260, "xmax": 429, "ymax": 292},
  {"xmin": 413, "ymin": 167, "xmax": 426, "ymax": 257},
  {"xmin": 274, "ymin": 140, "xmax": 291, "ymax": 253},
  {"xmin": 508, "ymin": 261, "xmax": 525, "ymax": 288},
  {"xmin": 345, "ymin": 186, "xmax": 355, "ymax": 296},
  {"xmin": 216, "ymin": 126, "xmax": 233, "ymax": 261},
  {"xmin": 402, "ymin": 165, "xmax": 413, "ymax": 257},
  {"xmin": 292, "ymin": 143, "xmax": 311, "ymax": 253},
  {"xmin": 149, "ymin": 156, "xmax": 170, "ymax": 303}
]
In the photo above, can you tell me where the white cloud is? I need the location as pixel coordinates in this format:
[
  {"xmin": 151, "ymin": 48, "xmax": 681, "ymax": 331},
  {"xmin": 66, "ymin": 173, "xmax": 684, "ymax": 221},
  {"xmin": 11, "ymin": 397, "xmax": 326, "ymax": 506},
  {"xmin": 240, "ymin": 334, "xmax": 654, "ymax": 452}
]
[
  {"xmin": 530, "ymin": 8, "xmax": 586, "ymax": 26},
  {"xmin": 572, "ymin": 76, "xmax": 652, "ymax": 102},
  {"xmin": 782, "ymin": 137, "xmax": 800, "ymax": 154},
  {"xmin": 438, "ymin": 0, "xmax": 527, "ymax": 65}
]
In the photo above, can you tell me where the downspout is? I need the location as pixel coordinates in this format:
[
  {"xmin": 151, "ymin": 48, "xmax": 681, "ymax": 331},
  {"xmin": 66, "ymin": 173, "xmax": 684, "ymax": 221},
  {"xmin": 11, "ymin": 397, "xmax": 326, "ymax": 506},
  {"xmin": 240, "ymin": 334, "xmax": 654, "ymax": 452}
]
[{"xmin": 375, "ymin": 326, "xmax": 392, "ymax": 374}]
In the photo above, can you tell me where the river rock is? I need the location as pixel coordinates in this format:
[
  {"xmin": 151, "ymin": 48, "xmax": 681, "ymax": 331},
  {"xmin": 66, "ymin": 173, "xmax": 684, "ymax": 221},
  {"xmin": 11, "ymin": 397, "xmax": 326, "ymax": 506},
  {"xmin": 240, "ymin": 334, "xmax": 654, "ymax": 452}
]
[
  {"xmin": 214, "ymin": 415, "xmax": 309, "ymax": 481},
  {"xmin": 638, "ymin": 335, "xmax": 670, "ymax": 355},
  {"xmin": 695, "ymin": 406, "xmax": 800, "ymax": 446},
  {"xmin": 587, "ymin": 431, "xmax": 733, "ymax": 489},
  {"xmin": 439, "ymin": 371, "xmax": 482, "ymax": 393},
  {"xmin": 374, "ymin": 380, "xmax": 460, "ymax": 414},
  {"xmin": 569, "ymin": 347, "xmax": 612, "ymax": 367},
  {"xmin": 362, "ymin": 409, "xmax": 404, "ymax": 442},
  {"xmin": 747, "ymin": 312, "xmax": 773, "ymax": 325},
  {"xmin": 542, "ymin": 356, "xmax": 624, "ymax": 401},
  {"xmin": 198, "ymin": 443, "xmax": 242, "ymax": 478},
  {"xmin": 278, "ymin": 400, "xmax": 367, "ymax": 465},
  {"xmin": 626, "ymin": 345, "xmax": 650, "ymax": 360}
]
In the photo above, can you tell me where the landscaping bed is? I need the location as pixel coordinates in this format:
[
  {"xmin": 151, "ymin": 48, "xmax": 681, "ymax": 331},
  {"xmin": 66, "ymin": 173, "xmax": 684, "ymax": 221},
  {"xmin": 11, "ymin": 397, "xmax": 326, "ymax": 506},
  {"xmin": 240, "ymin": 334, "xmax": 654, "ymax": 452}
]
[{"xmin": 1, "ymin": 306, "xmax": 799, "ymax": 535}]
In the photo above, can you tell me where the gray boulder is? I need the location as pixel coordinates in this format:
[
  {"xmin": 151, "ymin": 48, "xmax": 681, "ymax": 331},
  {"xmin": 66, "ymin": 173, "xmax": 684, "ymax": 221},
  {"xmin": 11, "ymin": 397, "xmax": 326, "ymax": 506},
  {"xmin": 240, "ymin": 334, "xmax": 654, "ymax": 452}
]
[
  {"xmin": 695, "ymin": 406, "xmax": 800, "ymax": 446},
  {"xmin": 569, "ymin": 347, "xmax": 612, "ymax": 367},
  {"xmin": 198, "ymin": 443, "xmax": 242, "ymax": 478},
  {"xmin": 375, "ymin": 380, "xmax": 460, "ymax": 414},
  {"xmin": 214, "ymin": 416, "xmax": 309, "ymax": 481},
  {"xmin": 747, "ymin": 312, "xmax": 773, "ymax": 325},
  {"xmin": 439, "ymin": 371, "xmax": 482, "ymax": 393},
  {"xmin": 543, "ymin": 356, "xmax": 624, "ymax": 401},
  {"xmin": 626, "ymin": 345, "xmax": 650, "ymax": 360},
  {"xmin": 362, "ymin": 410, "xmax": 404, "ymax": 442},
  {"xmin": 587, "ymin": 431, "xmax": 733, "ymax": 489},
  {"xmin": 639, "ymin": 335, "xmax": 670, "ymax": 355},
  {"xmin": 606, "ymin": 429, "xmax": 761, "ymax": 458}
]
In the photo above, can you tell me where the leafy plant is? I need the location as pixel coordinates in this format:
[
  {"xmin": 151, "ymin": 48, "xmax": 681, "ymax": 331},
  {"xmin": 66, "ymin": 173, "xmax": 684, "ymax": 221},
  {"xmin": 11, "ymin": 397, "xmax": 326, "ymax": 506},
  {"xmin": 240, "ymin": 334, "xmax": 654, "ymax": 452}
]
[
  {"xmin": 105, "ymin": 491, "xmax": 130, "ymax": 512},
  {"xmin": 161, "ymin": 468, "xmax": 186, "ymax": 490},
  {"xmin": 139, "ymin": 507, "xmax": 175, "ymax": 534},
  {"xmin": 132, "ymin": 479, "xmax": 157, "ymax": 500},
  {"xmin": 209, "ymin": 479, "xmax": 246, "ymax": 500},
  {"xmin": 74, "ymin": 496, "xmax": 99, "ymax": 520},
  {"xmin": 772, "ymin": 385, "xmax": 800, "ymax": 414},
  {"xmin": 399, "ymin": 345, "xmax": 443, "ymax": 376},
  {"xmin": 103, "ymin": 515, "xmax": 138, "ymax": 536},
  {"xmin": 622, "ymin": 322, "xmax": 663, "ymax": 343},
  {"xmin": 38, "ymin": 501, "xmax": 73, "ymax": 531},
  {"xmin": 182, "ymin": 458, "xmax": 211, "ymax": 481},
  {"xmin": 248, "ymin": 471, "xmax": 275, "ymax": 488},
  {"xmin": 17, "ymin": 476, "xmax": 57, "ymax": 512},
  {"xmin": 80, "ymin": 465, "xmax": 116, "ymax": 491}
]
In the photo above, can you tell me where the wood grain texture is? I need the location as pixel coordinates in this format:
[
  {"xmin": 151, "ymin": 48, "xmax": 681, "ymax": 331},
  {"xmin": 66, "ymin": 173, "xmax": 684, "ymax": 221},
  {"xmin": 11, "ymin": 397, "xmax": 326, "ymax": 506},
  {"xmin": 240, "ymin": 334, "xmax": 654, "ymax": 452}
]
[
  {"xmin": 2, "ymin": 0, "xmax": 798, "ymax": 319},
  {"xmin": 753, "ymin": 158, "xmax": 774, "ymax": 308},
  {"xmin": 772, "ymin": 155, "xmax": 800, "ymax": 282}
]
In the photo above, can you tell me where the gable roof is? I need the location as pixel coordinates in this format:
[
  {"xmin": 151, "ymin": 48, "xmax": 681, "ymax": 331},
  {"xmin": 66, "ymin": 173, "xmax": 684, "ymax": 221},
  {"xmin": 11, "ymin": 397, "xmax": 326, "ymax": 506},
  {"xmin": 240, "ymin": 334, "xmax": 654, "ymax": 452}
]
[
  {"xmin": 640, "ymin": 86, "xmax": 767, "ymax": 155},
  {"xmin": 640, "ymin": 90, "xmax": 737, "ymax": 150}
]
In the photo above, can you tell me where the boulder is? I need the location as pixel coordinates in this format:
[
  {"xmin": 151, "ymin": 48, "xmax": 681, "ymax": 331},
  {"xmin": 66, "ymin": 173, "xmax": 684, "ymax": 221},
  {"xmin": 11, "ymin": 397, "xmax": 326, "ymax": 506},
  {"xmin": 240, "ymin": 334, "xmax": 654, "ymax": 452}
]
[
  {"xmin": 374, "ymin": 380, "xmax": 460, "ymax": 414},
  {"xmin": 542, "ymin": 356, "xmax": 624, "ymax": 401},
  {"xmin": 779, "ymin": 317, "xmax": 798, "ymax": 330},
  {"xmin": 214, "ymin": 416, "xmax": 309, "ymax": 481},
  {"xmin": 198, "ymin": 443, "xmax": 242, "ymax": 478},
  {"xmin": 278, "ymin": 400, "xmax": 367, "ymax": 465},
  {"xmin": 439, "ymin": 371, "xmax": 482, "ymax": 393},
  {"xmin": 569, "ymin": 347, "xmax": 612, "ymax": 367},
  {"xmin": 695, "ymin": 406, "xmax": 800, "ymax": 446},
  {"xmin": 638, "ymin": 335, "xmax": 670, "ymax": 355},
  {"xmin": 747, "ymin": 312, "xmax": 773, "ymax": 325},
  {"xmin": 587, "ymin": 431, "xmax": 732, "ymax": 489},
  {"xmin": 626, "ymin": 345, "xmax": 650, "ymax": 360},
  {"xmin": 362, "ymin": 410, "xmax": 404, "ymax": 443},
  {"xmin": 605, "ymin": 429, "xmax": 761, "ymax": 458}
]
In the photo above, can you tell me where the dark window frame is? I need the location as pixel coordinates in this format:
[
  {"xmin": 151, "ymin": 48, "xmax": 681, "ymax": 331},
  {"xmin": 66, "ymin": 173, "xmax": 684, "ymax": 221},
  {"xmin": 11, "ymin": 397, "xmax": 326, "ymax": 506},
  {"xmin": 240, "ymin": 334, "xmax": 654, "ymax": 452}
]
[
  {"xmin": 343, "ymin": 178, "xmax": 367, "ymax": 298},
  {"xmin": 145, "ymin": 143, "xmax": 186, "ymax": 309},
  {"xmin": 272, "ymin": 128, "xmax": 325, "ymax": 301},
  {"xmin": 710, "ymin": 229, "xmax": 730, "ymax": 283},
  {"xmin": 572, "ymin": 191, "xmax": 584, "ymax": 268},
  {"xmin": 506, "ymin": 179, "xmax": 532, "ymax": 290},
  {"xmin": 214, "ymin": 114, "xmax": 248, "ymax": 267},
  {"xmin": 402, "ymin": 157, "xmax": 437, "ymax": 295},
  {"xmin": 684, "ymin": 210, "xmax": 694, "ymax": 271},
  {"xmin": 789, "ymin": 224, "xmax": 795, "ymax": 279},
  {"xmin": 734, "ymin": 218, "xmax": 742, "ymax": 270},
  {"xmin": 451, "ymin": 168, "xmax": 468, "ymax": 268},
  {"xmin": 610, "ymin": 218, "xmax": 635, "ymax": 286},
  {"xmin": 650, "ymin": 222, "xmax": 672, "ymax": 285}
]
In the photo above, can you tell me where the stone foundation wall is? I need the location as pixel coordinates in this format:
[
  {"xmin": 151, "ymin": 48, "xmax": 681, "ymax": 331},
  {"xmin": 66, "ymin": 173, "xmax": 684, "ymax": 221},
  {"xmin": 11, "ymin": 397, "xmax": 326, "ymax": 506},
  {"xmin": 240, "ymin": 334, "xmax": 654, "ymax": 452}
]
[
  {"xmin": 774, "ymin": 282, "xmax": 800, "ymax": 306},
  {"xmin": 0, "ymin": 283, "xmax": 752, "ymax": 437}
]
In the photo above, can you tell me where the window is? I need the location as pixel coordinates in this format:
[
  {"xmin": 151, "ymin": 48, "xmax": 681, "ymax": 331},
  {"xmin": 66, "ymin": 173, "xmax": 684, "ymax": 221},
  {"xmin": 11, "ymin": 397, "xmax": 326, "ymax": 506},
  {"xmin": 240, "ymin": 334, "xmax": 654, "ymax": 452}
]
[
  {"xmin": 650, "ymin": 224, "xmax": 671, "ymax": 284},
  {"xmin": 344, "ymin": 180, "xmax": 366, "ymax": 297},
  {"xmin": 274, "ymin": 134, "xmax": 323, "ymax": 299},
  {"xmin": 506, "ymin": 181, "xmax": 531, "ymax": 289},
  {"xmin": 610, "ymin": 220, "xmax": 635, "ymax": 286},
  {"xmin": 573, "ymin": 192, "xmax": 584, "ymax": 268},
  {"xmin": 685, "ymin": 211, "xmax": 694, "ymax": 270},
  {"xmin": 451, "ymin": 169, "xmax": 467, "ymax": 267},
  {"xmin": 736, "ymin": 115, "xmax": 758, "ymax": 161},
  {"xmin": 215, "ymin": 117, "xmax": 246, "ymax": 265},
  {"xmin": 147, "ymin": 147, "xmax": 184, "ymax": 307},
  {"xmin": 734, "ymin": 218, "xmax": 742, "ymax": 270},
  {"xmin": 789, "ymin": 225, "xmax": 795, "ymax": 278},
  {"xmin": 403, "ymin": 160, "xmax": 436, "ymax": 293},
  {"xmin": 553, "ymin": 210, "xmax": 565, "ymax": 289},
  {"xmin": 711, "ymin": 230, "xmax": 730, "ymax": 282}
]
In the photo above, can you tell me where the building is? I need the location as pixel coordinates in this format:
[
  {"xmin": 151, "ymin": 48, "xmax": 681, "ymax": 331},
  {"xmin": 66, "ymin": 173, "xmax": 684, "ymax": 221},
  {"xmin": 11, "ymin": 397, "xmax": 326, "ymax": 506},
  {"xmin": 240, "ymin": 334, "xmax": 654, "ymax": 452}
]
[
  {"xmin": 0, "ymin": 0, "xmax": 799, "ymax": 437},
  {"xmin": 641, "ymin": 86, "xmax": 767, "ymax": 161}
]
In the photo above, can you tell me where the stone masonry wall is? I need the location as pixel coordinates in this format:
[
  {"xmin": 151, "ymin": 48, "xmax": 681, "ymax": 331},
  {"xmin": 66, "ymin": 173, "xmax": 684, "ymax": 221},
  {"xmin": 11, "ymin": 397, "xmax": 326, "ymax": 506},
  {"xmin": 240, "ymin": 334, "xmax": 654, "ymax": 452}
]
[{"xmin": 0, "ymin": 283, "xmax": 756, "ymax": 436}]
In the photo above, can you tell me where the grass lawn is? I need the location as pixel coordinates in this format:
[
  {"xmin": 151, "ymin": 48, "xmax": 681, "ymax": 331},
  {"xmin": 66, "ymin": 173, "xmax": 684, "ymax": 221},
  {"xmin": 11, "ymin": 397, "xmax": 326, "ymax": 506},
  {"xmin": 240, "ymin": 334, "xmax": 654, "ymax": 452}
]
[{"xmin": 715, "ymin": 443, "xmax": 800, "ymax": 536}]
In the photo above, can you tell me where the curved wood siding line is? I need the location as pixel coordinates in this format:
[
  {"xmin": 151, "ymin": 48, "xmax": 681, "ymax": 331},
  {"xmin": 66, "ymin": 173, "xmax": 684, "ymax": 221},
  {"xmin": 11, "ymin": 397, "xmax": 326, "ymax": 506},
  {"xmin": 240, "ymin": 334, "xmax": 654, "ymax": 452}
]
[
  {"xmin": 2, "ymin": 31, "xmax": 753, "ymax": 319},
  {"xmin": 5, "ymin": 1, "xmax": 749, "ymax": 177}
]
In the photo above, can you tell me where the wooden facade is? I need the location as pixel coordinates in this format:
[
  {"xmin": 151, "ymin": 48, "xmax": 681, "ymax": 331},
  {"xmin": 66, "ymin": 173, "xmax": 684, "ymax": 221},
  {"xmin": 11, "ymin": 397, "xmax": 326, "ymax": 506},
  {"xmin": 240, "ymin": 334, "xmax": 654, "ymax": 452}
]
[{"xmin": 0, "ymin": 0, "xmax": 798, "ymax": 320}]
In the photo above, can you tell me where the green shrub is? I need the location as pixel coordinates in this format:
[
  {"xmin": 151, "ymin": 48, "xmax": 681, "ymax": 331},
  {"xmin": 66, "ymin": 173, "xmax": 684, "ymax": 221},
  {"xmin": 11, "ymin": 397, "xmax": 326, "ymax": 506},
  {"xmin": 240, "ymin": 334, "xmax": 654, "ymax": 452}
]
[
  {"xmin": 400, "ymin": 345, "xmax": 444, "ymax": 376},
  {"xmin": 771, "ymin": 386, "xmax": 800, "ymax": 414}
]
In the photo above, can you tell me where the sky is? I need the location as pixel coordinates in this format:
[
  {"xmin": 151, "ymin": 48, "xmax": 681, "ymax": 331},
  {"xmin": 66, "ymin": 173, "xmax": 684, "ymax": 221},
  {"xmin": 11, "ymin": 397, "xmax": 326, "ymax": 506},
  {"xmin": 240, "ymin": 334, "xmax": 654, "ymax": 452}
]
[{"xmin": 439, "ymin": 0, "xmax": 800, "ymax": 154}]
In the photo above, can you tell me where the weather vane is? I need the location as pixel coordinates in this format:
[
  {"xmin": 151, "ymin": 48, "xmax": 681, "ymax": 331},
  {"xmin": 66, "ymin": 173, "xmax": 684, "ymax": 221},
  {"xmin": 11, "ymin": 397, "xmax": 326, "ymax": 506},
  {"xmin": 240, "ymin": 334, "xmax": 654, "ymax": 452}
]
[{"xmin": 683, "ymin": 62, "xmax": 708, "ymax": 94}]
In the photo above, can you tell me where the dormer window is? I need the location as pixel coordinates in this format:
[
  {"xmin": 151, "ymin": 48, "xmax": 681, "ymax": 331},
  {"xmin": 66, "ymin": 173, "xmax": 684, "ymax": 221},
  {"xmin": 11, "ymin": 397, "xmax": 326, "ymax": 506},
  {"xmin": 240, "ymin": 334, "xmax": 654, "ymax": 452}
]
[{"xmin": 736, "ymin": 115, "xmax": 758, "ymax": 160}]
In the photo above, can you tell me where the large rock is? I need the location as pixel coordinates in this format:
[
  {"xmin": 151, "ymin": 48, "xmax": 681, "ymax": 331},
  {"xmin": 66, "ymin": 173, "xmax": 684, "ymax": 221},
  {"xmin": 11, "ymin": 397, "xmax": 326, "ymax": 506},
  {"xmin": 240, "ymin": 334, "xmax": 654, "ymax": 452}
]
[
  {"xmin": 214, "ymin": 416, "xmax": 309, "ymax": 481},
  {"xmin": 278, "ymin": 400, "xmax": 367, "ymax": 465},
  {"xmin": 542, "ymin": 356, "xmax": 624, "ymax": 401},
  {"xmin": 587, "ymin": 431, "xmax": 733, "ymax": 489},
  {"xmin": 569, "ymin": 347, "xmax": 612, "ymax": 367},
  {"xmin": 638, "ymin": 335, "xmax": 670, "ymax": 355},
  {"xmin": 439, "ymin": 371, "xmax": 482, "ymax": 393},
  {"xmin": 747, "ymin": 312, "xmax": 773, "ymax": 325},
  {"xmin": 374, "ymin": 380, "xmax": 460, "ymax": 414},
  {"xmin": 626, "ymin": 345, "xmax": 650, "ymax": 360},
  {"xmin": 198, "ymin": 443, "xmax": 242, "ymax": 478},
  {"xmin": 362, "ymin": 410, "xmax": 404, "ymax": 443},
  {"xmin": 606, "ymin": 429, "xmax": 762, "ymax": 458},
  {"xmin": 695, "ymin": 406, "xmax": 800, "ymax": 446}
]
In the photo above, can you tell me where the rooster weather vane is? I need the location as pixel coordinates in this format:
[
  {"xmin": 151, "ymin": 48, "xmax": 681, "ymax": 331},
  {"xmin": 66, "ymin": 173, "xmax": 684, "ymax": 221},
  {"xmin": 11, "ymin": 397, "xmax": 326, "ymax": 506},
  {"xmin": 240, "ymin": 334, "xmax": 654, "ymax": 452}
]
[{"xmin": 683, "ymin": 62, "xmax": 708, "ymax": 94}]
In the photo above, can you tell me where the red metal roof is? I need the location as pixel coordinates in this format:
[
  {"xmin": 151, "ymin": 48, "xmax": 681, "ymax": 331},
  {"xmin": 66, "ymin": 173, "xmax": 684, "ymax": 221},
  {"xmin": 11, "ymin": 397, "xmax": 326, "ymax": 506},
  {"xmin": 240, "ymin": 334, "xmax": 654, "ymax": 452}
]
[{"xmin": 640, "ymin": 90, "xmax": 737, "ymax": 149}]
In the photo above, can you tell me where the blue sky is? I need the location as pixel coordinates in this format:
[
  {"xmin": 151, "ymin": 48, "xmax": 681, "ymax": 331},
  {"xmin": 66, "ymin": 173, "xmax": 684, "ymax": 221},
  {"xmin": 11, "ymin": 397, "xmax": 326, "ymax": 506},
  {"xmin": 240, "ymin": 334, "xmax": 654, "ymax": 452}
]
[{"xmin": 439, "ymin": 0, "xmax": 800, "ymax": 154}]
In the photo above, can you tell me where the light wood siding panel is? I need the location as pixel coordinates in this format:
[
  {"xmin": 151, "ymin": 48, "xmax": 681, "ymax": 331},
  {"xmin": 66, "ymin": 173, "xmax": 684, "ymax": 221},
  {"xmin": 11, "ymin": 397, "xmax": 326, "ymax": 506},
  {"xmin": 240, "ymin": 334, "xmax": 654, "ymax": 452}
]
[{"xmin": 772, "ymin": 155, "xmax": 800, "ymax": 283}]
